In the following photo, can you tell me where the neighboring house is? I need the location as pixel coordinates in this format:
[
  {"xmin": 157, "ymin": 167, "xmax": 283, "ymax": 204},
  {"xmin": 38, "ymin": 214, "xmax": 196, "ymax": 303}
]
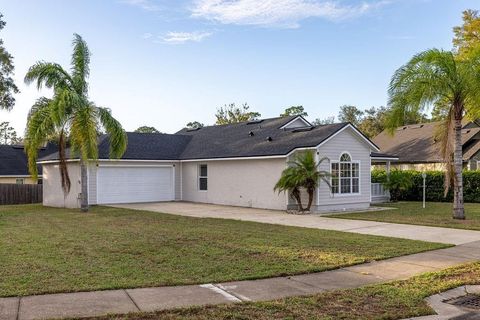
[
  {"xmin": 373, "ymin": 120, "xmax": 480, "ymax": 171},
  {"xmin": 39, "ymin": 116, "xmax": 392, "ymax": 212},
  {"xmin": 0, "ymin": 143, "xmax": 58, "ymax": 184}
]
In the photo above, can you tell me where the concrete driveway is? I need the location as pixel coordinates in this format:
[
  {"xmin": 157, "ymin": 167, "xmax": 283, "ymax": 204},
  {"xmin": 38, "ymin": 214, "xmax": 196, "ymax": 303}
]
[{"xmin": 112, "ymin": 202, "xmax": 480, "ymax": 245}]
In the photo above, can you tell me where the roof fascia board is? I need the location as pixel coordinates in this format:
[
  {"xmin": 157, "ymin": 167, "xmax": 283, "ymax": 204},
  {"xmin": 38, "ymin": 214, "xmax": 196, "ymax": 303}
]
[
  {"xmin": 371, "ymin": 157, "xmax": 399, "ymax": 161},
  {"xmin": 0, "ymin": 175, "xmax": 41, "ymax": 178},
  {"xmin": 180, "ymin": 155, "xmax": 287, "ymax": 162},
  {"xmin": 37, "ymin": 159, "xmax": 179, "ymax": 165}
]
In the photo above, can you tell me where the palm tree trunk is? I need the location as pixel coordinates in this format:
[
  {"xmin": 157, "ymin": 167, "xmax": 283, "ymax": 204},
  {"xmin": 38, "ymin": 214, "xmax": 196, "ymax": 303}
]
[
  {"xmin": 305, "ymin": 188, "xmax": 314, "ymax": 212},
  {"xmin": 453, "ymin": 118, "xmax": 465, "ymax": 219},
  {"xmin": 80, "ymin": 160, "xmax": 89, "ymax": 212},
  {"xmin": 292, "ymin": 188, "xmax": 304, "ymax": 212}
]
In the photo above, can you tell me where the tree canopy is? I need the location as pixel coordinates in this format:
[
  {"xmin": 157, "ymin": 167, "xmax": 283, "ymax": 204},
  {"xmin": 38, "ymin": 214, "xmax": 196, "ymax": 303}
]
[
  {"xmin": 215, "ymin": 103, "xmax": 261, "ymax": 125},
  {"xmin": 0, "ymin": 13, "xmax": 18, "ymax": 111},
  {"xmin": 0, "ymin": 121, "xmax": 19, "ymax": 144},
  {"xmin": 453, "ymin": 9, "xmax": 480, "ymax": 60},
  {"xmin": 186, "ymin": 121, "xmax": 204, "ymax": 129},
  {"xmin": 280, "ymin": 105, "xmax": 308, "ymax": 117},
  {"xmin": 135, "ymin": 126, "xmax": 160, "ymax": 133},
  {"xmin": 337, "ymin": 105, "xmax": 363, "ymax": 126}
]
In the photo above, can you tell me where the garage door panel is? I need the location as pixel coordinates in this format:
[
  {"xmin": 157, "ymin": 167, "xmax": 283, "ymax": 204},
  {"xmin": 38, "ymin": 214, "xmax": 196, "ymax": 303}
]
[{"xmin": 97, "ymin": 166, "xmax": 174, "ymax": 204}]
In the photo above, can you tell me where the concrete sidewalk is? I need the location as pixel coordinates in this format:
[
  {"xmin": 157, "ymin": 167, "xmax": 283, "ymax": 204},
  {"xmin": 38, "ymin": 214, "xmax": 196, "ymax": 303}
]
[
  {"xmin": 2, "ymin": 241, "xmax": 479, "ymax": 320},
  {"xmin": 114, "ymin": 202, "xmax": 480, "ymax": 245}
]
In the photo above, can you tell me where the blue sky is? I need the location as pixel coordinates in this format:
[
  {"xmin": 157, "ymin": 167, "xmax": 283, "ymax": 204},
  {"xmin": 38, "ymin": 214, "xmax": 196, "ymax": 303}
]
[{"xmin": 0, "ymin": 0, "xmax": 478, "ymax": 134}]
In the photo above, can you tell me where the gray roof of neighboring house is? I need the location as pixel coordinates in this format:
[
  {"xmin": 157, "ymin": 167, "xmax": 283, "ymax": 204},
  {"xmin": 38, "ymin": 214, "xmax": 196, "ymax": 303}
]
[
  {"xmin": 0, "ymin": 143, "xmax": 58, "ymax": 176},
  {"xmin": 39, "ymin": 116, "xmax": 381, "ymax": 162},
  {"xmin": 373, "ymin": 121, "xmax": 480, "ymax": 163}
]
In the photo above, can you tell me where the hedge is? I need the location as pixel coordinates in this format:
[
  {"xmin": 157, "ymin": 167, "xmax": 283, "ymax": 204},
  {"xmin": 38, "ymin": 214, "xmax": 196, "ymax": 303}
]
[{"xmin": 371, "ymin": 169, "xmax": 480, "ymax": 203}]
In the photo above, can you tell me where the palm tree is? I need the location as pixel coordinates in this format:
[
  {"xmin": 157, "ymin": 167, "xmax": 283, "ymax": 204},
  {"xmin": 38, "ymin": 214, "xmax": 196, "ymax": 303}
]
[
  {"xmin": 274, "ymin": 151, "xmax": 330, "ymax": 212},
  {"xmin": 386, "ymin": 49, "xmax": 480, "ymax": 219},
  {"xmin": 24, "ymin": 34, "xmax": 127, "ymax": 212}
]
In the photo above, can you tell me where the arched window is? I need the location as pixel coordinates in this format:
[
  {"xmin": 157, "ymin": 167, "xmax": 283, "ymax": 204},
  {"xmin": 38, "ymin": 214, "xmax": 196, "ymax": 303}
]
[{"xmin": 331, "ymin": 153, "xmax": 360, "ymax": 194}]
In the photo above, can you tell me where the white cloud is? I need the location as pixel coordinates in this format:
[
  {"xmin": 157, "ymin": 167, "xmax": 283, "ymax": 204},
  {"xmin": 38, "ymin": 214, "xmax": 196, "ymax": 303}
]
[
  {"xmin": 142, "ymin": 32, "xmax": 154, "ymax": 39},
  {"xmin": 121, "ymin": 0, "xmax": 162, "ymax": 11},
  {"xmin": 160, "ymin": 31, "xmax": 213, "ymax": 44},
  {"xmin": 191, "ymin": 0, "xmax": 389, "ymax": 28}
]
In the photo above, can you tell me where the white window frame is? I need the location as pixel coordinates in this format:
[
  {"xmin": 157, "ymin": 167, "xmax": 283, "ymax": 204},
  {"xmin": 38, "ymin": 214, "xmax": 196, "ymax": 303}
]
[
  {"xmin": 330, "ymin": 152, "xmax": 360, "ymax": 196},
  {"xmin": 198, "ymin": 164, "xmax": 208, "ymax": 191}
]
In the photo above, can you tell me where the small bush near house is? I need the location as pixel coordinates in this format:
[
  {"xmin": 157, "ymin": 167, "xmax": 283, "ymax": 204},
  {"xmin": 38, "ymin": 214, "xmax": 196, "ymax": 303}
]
[{"xmin": 371, "ymin": 169, "xmax": 480, "ymax": 203}]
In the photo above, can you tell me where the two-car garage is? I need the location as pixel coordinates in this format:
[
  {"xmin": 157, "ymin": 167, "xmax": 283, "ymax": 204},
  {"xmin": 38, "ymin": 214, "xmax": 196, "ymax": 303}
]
[{"xmin": 95, "ymin": 165, "xmax": 175, "ymax": 205}]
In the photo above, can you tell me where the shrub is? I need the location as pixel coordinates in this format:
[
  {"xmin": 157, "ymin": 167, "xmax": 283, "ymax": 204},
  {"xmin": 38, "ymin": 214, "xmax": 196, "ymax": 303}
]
[
  {"xmin": 382, "ymin": 170, "xmax": 413, "ymax": 201},
  {"xmin": 371, "ymin": 170, "xmax": 480, "ymax": 203}
]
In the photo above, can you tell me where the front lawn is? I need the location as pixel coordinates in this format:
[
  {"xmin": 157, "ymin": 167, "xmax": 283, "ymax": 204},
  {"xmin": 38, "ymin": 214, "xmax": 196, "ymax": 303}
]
[
  {"xmin": 0, "ymin": 204, "xmax": 448, "ymax": 297},
  {"xmin": 331, "ymin": 202, "xmax": 480, "ymax": 230},
  {"xmin": 90, "ymin": 262, "xmax": 480, "ymax": 320}
]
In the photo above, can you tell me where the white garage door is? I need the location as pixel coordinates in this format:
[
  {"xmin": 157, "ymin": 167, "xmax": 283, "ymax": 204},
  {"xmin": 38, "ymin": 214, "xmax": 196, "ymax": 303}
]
[{"xmin": 96, "ymin": 166, "xmax": 174, "ymax": 204}]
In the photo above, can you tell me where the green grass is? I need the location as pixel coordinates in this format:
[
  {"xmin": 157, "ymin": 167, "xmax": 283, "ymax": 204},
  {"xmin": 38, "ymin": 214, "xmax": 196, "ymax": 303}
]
[
  {"xmin": 331, "ymin": 202, "xmax": 480, "ymax": 230},
  {"xmin": 0, "ymin": 204, "xmax": 448, "ymax": 297},
  {"xmin": 85, "ymin": 262, "xmax": 480, "ymax": 320}
]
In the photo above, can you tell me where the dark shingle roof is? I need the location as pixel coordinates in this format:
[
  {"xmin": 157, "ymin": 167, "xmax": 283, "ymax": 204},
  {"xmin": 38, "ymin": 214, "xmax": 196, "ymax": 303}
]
[
  {"xmin": 0, "ymin": 143, "xmax": 58, "ymax": 176},
  {"xmin": 373, "ymin": 122, "xmax": 480, "ymax": 162},
  {"xmin": 39, "ymin": 116, "xmax": 369, "ymax": 162},
  {"xmin": 176, "ymin": 116, "xmax": 348, "ymax": 159},
  {"xmin": 41, "ymin": 133, "xmax": 192, "ymax": 161}
]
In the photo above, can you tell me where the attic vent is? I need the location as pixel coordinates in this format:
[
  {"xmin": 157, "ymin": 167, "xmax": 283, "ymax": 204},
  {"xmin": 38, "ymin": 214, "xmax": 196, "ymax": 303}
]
[
  {"xmin": 292, "ymin": 126, "xmax": 314, "ymax": 133},
  {"xmin": 397, "ymin": 126, "xmax": 408, "ymax": 131},
  {"xmin": 266, "ymin": 136, "xmax": 273, "ymax": 142},
  {"xmin": 463, "ymin": 130, "xmax": 471, "ymax": 134},
  {"xmin": 186, "ymin": 127, "xmax": 201, "ymax": 132},
  {"xmin": 247, "ymin": 119, "xmax": 263, "ymax": 125},
  {"xmin": 248, "ymin": 131, "xmax": 254, "ymax": 136}
]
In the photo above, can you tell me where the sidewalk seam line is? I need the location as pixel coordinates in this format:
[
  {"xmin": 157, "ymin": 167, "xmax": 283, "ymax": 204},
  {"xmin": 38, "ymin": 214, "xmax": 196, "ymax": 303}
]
[
  {"xmin": 15, "ymin": 296, "xmax": 21, "ymax": 320},
  {"xmin": 394, "ymin": 260, "xmax": 442, "ymax": 270},
  {"xmin": 211, "ymin": 284, "xmax": 246, "ymax": 302},
  {"xmin": 124, "ymin": 290, "xmax": 141, "ymax": 311}
]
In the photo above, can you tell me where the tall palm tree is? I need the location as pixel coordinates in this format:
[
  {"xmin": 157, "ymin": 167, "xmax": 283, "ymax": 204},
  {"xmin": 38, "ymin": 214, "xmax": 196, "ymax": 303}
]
[
  {"xmin": 24, "ymin": 34, "xmax": 127, "ymax": 212},
  {"xmin": 275, "ymin": 151, "xmax": 330, "ymax": 212},
  {"xmin": 386, "ymin": 49, "xmax": 480, "ymax": 219}
]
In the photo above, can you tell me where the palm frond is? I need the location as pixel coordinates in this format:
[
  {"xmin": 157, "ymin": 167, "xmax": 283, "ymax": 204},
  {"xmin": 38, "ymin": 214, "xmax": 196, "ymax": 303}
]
[
  {"xmin": 70, "ymin": 104, "xmax": 99, "ymax": 162},
  {"xmin": 71, "ymin": 33, "xmax": 90, "ymax": 94},
  {"xmin": 24, "ymin": 61, "xmax": 73, "ymax": 90},
  {"xmin": 24, "ymin": 98, "xmax": 56, "ymax": 179},
  {"xmin": 96, "ymin": 106, "xmax": 127, "ymax": 159}
]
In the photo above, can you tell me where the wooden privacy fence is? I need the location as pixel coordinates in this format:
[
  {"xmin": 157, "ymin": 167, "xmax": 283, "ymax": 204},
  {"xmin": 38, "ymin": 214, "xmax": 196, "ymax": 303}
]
[{"xmin": 0, "ymin": 184, "xmax": 42, "ymax": 205}]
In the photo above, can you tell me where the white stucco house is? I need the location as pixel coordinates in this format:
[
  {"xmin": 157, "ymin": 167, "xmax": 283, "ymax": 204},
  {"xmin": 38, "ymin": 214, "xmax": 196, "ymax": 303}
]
[{"xmin": 38, "ymin": 115, "xmax": 395, "ymax": 212}]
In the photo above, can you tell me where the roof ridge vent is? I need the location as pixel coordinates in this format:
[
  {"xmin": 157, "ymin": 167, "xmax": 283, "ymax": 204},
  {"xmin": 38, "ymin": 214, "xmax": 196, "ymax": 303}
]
[
  {"xmin": 247, "ymin": 119, "xmax": 263, "ymax": 125},
  {"xmin": 186, "ymin": 127, "xmax": 201, "ymax": 132}
]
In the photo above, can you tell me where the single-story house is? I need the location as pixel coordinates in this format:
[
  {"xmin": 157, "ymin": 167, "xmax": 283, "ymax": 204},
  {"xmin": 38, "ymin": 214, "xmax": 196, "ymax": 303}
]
[
  {"xmin": 39, "ymin": 116, "xmax": 393, "ymax": 212},
  {"xmin": 0, "ymin": 143, "xmax": 58, "ymax": 184},
  {"xmin": 373, "ymin": 120, "xmax": 480, "ymax": 171}
]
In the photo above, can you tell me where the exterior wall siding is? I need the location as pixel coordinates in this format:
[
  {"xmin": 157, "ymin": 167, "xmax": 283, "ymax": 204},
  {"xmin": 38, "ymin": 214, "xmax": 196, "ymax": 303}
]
[
  {"xmin": 181, "ymin": 158, "xmax": 287, "ymax": 210},
  {"xmin": 42, "ymin": 162, "xmax": 82, "ymax": 208},
  {"xmin": 315, "ymin": 127, "xmax": 372, "ymax": 212}
]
